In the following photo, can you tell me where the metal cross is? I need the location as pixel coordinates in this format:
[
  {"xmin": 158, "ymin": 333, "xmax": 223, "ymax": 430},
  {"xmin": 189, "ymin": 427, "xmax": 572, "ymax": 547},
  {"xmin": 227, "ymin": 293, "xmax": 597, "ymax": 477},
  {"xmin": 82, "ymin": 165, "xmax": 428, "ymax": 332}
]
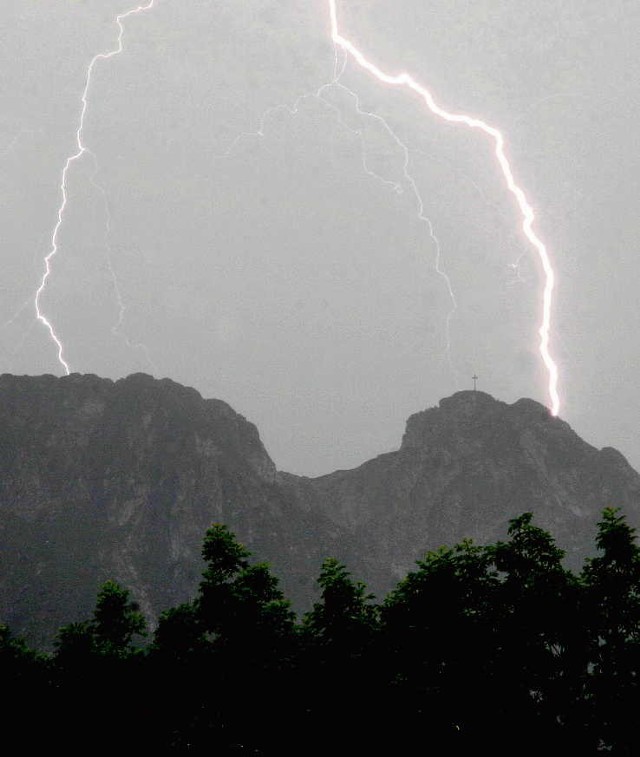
[{"xmin": 472, "ymin": 374, "xmax": 478, "ymax": 391}]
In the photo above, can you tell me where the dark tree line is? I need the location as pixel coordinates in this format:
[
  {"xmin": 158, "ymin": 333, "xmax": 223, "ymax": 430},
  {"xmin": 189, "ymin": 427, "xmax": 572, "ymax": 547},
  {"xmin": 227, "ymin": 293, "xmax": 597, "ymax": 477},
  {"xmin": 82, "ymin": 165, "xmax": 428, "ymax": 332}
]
[{"xmin": 3, "ymin": 508, "xmax": 640, "ymax": 754}]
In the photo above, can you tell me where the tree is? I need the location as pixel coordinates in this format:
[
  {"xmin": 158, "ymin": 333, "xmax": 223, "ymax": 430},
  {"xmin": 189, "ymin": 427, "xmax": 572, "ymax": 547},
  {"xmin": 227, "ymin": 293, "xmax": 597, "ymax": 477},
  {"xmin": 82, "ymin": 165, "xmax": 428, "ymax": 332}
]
[
  {"xmin": 152, "ymin": 523, "xmax": 297, "ymax": 753},
  {"xmin": 582, "ymin": 507, "xmax": 640, "ymax": 644},
  {"xmin": 0, "ymin": 624, "xmax": 52, "ymax": 749},
  {"xmin": 50, "ymin": 581, "xmax": 148, "ymax": 751},
  {"xmin": 581, "ymin": 508, "xmax": 640, "ymax": 752},
  {"xmin": 298, "ymin": 559, "xmax": 380, "ymax": 753},
  {"xmin": 92, "ymin": 580, "xmax": 147, "ymax": 655},
  {"xmin": 152, "ymin": 602, "xmax": 202, "ymax": 662},
  {"xmin": 201, "ymin": 523, "xmax": 251, "ymax": 583},
  {"xmin": 488, "ymin": 513, "xmax": 585, "ymax": 750},
  {"xmin": 382, "ymin": 540, "xmax": 499, "ymax": 748},
  {"xmin": 56, "ymin": 580, "xmax": 146, "ymax": 660},
  {"xmin": 196, "ymin": 524, "xmax": 294, "ymax": 648},
  {"xmin": 303, "ymin": 557, "xmax": 378, "ymax": 649},
  {"xmin": 0, "ymin": 622, "xmax": 45, "ymax": 687}
]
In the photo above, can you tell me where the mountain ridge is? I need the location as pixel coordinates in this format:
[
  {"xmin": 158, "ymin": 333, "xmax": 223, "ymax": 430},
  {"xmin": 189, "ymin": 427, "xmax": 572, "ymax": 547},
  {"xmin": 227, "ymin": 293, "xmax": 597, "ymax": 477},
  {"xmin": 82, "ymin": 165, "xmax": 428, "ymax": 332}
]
[
  {"xmin": 2, "ymin": 373, "xmax": 639, "ymax": 646},
  {"xmin": 281, "ymin": 388, "xmax": 640, "ymax": 584}
]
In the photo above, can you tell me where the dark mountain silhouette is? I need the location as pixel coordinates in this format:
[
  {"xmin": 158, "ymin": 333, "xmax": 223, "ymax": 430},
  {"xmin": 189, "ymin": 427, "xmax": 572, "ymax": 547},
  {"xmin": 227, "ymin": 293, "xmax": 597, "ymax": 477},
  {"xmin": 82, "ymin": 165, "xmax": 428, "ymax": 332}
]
[
  {"xmin": 1, "ymin": 372, "xmax": 639, "ymax": 647},
  {"xmin": 281, "ymin": 391, "xmax": 640, "ymax": 585}
]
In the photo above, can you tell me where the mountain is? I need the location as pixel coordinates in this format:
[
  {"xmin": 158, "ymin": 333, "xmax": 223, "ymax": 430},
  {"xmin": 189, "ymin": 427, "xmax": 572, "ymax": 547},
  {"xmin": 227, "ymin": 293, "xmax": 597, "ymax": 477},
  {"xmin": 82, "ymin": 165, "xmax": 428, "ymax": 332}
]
[
  {"xmin": 0, "ymin": 373, "xmax": 350, "ymax": 648},
  {"xmin": 281, "ymin": 391, "xmax": 640, "ymax": 585},
  {"xmin": 1, "ymin": 373, "xmax": 639, "ymax": 647}
]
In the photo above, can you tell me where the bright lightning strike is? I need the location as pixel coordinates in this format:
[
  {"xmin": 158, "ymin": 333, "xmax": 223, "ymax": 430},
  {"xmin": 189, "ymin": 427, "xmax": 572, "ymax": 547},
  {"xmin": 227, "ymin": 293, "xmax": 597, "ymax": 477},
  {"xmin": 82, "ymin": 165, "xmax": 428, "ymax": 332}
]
[
  {"xmin": 317, "ymin": 47, "xmax": 458, "ymax": 378},
  {"xmin": 214, "ymin": 46, "xmax": 459, "ymax": 382},
  {"xmin": 35, "ymin": 0, "xmax": 156, "ymax": 376},
  {"xmin": 328, "ymin": 0, "xmax": 561, "ymax": 416}
]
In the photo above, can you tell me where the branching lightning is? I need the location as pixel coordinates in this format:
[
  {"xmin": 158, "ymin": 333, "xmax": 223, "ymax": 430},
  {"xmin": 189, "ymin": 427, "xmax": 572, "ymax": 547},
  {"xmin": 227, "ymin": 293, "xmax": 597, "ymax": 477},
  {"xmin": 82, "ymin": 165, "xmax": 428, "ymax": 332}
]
[
  {"xmin": 214, "ymin": 44, "xmax": 459, "ymax": 381},
  {"xmin": 322, "ymin": 49, "xmax": 458, "ymax": 378},
  {"xmin": 88, "ymin": 155, "xmax": 157, "ymax": 373},
  {"xmin": 35, "ymin": 0, "xmax": 156, "ymax": 376},
  {"xmin": 31, "ymin": 0, "xmax": 561, "ymax": 415},
  {"xmin": 328, "ymin": 0, "xmax": 561, "ymax": 415}
]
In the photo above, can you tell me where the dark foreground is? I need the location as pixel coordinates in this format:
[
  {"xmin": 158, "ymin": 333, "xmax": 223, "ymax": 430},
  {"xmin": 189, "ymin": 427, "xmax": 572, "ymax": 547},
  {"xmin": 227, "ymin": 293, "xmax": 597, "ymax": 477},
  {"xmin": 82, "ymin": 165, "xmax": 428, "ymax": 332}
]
[{"xmin": 4, "ymin": 508, "xmax": 640, "ymax": 755}]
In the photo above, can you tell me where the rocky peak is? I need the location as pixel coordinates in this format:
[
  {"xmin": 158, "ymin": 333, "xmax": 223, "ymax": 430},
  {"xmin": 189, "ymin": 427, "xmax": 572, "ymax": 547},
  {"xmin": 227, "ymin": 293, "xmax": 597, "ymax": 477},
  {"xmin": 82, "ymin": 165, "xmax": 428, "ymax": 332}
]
[
  {"xmin": 282, "ymin": 390, "xmax": 640, "ymax": 584},
  {"xmin": 0, "ymin": 372, "xmax": 276, "ymax": 487},
  {"xmin": 401, "ymin": 391, "xmax": 559, "ymax": 450},
  {"xmin": 3, "ymin": 376, "xmax": 640, "ymax": 648}
]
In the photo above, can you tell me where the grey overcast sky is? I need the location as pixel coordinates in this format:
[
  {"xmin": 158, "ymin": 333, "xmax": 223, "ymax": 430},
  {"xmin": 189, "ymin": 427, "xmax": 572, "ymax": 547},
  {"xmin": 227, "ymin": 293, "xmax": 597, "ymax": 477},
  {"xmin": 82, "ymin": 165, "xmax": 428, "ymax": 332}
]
[{"xmin": 1, "ymin": 0, "xmax": 639, "ymax": 475}]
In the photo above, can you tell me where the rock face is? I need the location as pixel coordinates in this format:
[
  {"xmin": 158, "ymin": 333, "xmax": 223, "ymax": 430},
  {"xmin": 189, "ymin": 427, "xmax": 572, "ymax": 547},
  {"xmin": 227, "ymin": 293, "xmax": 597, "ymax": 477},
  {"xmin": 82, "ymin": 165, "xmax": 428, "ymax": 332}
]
[
  {"xmin": 1, "ymin": 375, "xmax": 639, "ymax": 647},
  {"xmin": 281, "ymin": 391, "xmax": 640, "ymax": 589},
  {"xmin": 0, "ymin": 373, "xmax": 345, "ymax": 647}
]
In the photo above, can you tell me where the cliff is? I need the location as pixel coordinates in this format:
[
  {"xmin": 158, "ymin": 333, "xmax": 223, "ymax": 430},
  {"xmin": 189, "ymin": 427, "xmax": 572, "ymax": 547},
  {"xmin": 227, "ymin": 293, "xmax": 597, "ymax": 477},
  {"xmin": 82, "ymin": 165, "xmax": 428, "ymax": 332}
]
[
  {"xmin": 2, "ymin": 376, "xmax": 639, "ymax": 647},
  {"xmin": 281, "ymin": 391, "xmax": 640, "ymax": 587}
]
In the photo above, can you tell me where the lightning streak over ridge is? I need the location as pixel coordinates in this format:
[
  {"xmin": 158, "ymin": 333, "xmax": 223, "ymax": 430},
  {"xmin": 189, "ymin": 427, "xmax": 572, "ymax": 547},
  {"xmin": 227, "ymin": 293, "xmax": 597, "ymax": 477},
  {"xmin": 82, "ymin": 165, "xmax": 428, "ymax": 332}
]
[
  {"xmin": 35, "ymin": 0, "xmax": 156, "ymax": 375},
  {"xmin": 328, "ymin": 0, "xmax": 561, "ymax": 415},
  {"xmin": 88, "ymin": 156, "xmax": 157, "ymax": 373},
  {"xmin": 326, "ymin": 75, "xmax": 459, "ymax": 379},
  {"xmin": 215, "ymin": 45, "xmax": 458, "ymax": 380}
]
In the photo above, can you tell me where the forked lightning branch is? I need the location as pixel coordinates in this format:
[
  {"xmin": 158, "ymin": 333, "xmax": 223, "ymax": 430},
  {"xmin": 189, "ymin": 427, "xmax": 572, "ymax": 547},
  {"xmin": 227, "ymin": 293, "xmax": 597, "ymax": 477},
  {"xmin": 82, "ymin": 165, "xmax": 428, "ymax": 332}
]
[{"xmin": 34, "ymin": 0, "xmax": 561, "ymax": 416}]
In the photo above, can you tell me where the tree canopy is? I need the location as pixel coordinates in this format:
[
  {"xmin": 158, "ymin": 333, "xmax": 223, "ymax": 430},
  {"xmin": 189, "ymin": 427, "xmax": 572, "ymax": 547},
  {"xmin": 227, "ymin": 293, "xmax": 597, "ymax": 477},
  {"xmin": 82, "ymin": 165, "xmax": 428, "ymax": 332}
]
[{"xmin": 3, "ymin": 508, "xmax": 640, "ymax": 754}]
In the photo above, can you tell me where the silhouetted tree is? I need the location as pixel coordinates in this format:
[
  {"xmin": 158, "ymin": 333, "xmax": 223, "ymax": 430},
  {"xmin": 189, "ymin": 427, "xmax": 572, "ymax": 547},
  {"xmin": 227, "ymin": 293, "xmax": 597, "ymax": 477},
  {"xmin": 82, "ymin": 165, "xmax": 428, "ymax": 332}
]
[
  {"xmin": 0, "ymin": 624, "xmax": 52, "ymax": 749},
  {"xmin": 7, "ymin": 508, "xmax": 640, "ymax": 754},
  {"xmin": 581, "ymin": 507, "xmax": 640, "ymax": 753},
  {"xmin": 50, "ymin": 581, "xmax": 148, "ymax": 750},
  {"xmin": 56, "ymin": 579, "xmax": 146, "ymax": 660},
  {"xmin": 382, "ymin": 539, "xmax": 500, "ymax": 749},
  {"xmin": 152, "ymin": 523, "xmax": 297, "ymax": 752},
  {"xmin": 489, "ymin": 513, "xmax": 584, "ymax": 751},
  {"xmin": 299, "ymin": 558, "xmax": 380, "ymax": 751},
  {"xmin": 303, "ymin": 557, "xmax": 378, "ymax": 650}
]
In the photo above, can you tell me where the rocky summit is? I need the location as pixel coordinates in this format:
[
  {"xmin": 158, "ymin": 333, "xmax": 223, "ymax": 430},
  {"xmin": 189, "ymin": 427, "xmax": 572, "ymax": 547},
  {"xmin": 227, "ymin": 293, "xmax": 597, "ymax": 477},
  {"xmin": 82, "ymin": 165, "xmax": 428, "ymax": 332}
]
[
  {"xmin": 0, "ymin": 373, "xmax": 346, "ymax": 647},
  {"xmin": 281, "ymin": 390, "xmax": 640, "ymax": 586},
  {"xmin": 2, "ymin": 373, "xmax": 639, "ymax": 647}
]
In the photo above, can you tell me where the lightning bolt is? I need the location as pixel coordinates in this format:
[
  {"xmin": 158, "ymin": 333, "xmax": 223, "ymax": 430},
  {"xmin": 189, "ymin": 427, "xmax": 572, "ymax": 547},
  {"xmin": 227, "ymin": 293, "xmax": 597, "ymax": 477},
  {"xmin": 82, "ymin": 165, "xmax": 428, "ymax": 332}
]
[
  {"xmin": 215, "ymin": 45, "xmax": 459, "ymax": 381},
  {"xmin": 88, "ymin": 156, "xmax": 157, "ymax": 373},
  {"xmin": 328, "ymin": 0, "xmax": 561, "ymax": 416},
  {"xmin": 31, "ymin": 0, "xmax": 560, "ymax": 415},
  {"xmin": 35, "ymin": 0, "xmax": 156, "ymax": 376},
  {"xmin": 321, "ymin": 49, "xmax": 458, "ymax": 377}
]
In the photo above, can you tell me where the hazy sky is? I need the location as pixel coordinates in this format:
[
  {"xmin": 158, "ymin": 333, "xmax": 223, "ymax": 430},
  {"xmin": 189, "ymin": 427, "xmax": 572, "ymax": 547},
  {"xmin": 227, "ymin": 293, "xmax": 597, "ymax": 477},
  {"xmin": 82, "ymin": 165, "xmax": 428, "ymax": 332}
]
[{"xmin": 1, "ymin": 0, "xmax": 639, "ymax": 475}]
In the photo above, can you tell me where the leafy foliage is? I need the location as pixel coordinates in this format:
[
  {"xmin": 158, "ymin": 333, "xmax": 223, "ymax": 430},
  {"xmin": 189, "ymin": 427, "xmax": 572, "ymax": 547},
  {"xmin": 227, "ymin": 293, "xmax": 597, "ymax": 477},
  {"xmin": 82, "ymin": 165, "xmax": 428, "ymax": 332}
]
[
  {"xmin": 4, "ymin": 509, "xmax": 640, "ymax": 753},
  {"xmin": 56, "ymin": 579, "xmax": 146, "ymax": 659}
]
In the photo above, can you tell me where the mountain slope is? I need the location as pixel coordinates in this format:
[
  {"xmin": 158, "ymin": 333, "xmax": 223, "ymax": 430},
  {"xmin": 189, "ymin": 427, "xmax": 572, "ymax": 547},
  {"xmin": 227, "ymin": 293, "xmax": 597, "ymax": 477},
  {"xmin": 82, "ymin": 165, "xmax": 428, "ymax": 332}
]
[
  {"xmin": 1, "ymin": 374, "xmax": 639, "ymax": 647},
  {"xmin": 0, "ymin": 373, "xmax": 347, "ymax": 647},
  {"xmin": 281, "ymin": 391, "xmax": 640, "ymax": 588}
]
